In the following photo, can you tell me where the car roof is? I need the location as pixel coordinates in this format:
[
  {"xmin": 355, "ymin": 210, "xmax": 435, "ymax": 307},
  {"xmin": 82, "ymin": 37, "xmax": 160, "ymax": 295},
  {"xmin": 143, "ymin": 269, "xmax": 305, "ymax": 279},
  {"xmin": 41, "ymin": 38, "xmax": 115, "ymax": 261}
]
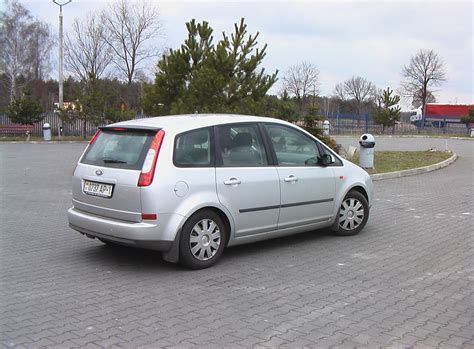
[{"xmin": 111, "ymin": 114, "xmax": 291, "ymax": 134}]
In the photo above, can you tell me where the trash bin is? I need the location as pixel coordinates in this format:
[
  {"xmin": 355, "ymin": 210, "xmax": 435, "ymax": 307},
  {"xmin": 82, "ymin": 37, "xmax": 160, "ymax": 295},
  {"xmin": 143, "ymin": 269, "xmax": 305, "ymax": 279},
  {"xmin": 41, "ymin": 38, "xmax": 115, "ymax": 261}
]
[
  {"xmin": 43, "ymin": 123, "xmax": 51, "ymax": 141},
  {"xmin": 323, "ymin": 120, "xmax": 330, "ymax": 136},
  {"xmin": 359, "ymin": 133, "xmax": 375, "ymax": 168}
]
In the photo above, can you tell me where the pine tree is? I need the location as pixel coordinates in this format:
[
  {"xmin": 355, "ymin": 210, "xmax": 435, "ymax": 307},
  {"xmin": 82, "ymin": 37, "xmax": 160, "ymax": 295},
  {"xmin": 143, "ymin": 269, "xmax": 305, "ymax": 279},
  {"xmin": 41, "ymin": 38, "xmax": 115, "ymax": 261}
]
[
  {"xmin": 373, "ymin": 87, "xmax": 401, "ymax": 133},
  {"xmin": 143, "ymin": 18, "xmax": 277, "ymax": 116},
  {"xmin": 5, "ymin": 88, "xmax": 43, "ymax": 125}
]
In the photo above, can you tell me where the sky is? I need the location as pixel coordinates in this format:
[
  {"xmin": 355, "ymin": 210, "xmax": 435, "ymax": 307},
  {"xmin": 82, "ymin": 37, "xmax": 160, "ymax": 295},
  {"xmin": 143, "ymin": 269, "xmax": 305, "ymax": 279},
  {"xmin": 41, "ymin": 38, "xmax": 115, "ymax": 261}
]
[{"xmin": 7, "ymin": 0, "xmax": 474, "ymax": 110}]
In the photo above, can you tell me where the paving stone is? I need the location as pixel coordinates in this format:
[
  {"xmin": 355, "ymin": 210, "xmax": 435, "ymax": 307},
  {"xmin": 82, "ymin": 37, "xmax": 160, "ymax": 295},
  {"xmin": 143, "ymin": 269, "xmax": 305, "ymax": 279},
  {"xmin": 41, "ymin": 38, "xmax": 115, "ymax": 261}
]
[{"xmin": 0, "ymin": 138, "xmax": 473, "ymax": 348}]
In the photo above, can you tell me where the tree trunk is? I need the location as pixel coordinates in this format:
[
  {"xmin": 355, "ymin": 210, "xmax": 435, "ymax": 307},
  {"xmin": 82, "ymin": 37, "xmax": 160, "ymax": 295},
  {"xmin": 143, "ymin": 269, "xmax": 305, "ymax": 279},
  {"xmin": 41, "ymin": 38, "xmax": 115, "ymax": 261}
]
[{"xmin": 10, "ymin": 76, "xmax": 17, "ymax": 102}]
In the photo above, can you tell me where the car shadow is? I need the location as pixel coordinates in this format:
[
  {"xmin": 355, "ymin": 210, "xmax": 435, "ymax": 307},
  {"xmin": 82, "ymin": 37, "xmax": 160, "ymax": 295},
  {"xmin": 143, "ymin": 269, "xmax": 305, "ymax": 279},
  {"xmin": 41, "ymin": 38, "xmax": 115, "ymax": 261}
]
[
  {"xmin": 223, "ymin": 228, "xmax": 334, "ymax": 258},
  {"xmin": 76, "ymin": 239, "xmax": 182, "ymax": 272},
  {"xmin": 74, "ymin": 228, "xmax": 339, "ymax": 271}
]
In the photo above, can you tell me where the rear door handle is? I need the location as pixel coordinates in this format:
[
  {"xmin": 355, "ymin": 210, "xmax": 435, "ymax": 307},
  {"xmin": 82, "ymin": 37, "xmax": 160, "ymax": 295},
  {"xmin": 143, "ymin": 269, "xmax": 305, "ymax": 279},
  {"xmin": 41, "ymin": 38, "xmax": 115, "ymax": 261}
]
[
  {"xmin": 284, "ymin": 175, "xmax": 298, "ymax": 183},
  {"xmin": 224, "ymin": 178, "xmax": 241, "ymax": 186}
]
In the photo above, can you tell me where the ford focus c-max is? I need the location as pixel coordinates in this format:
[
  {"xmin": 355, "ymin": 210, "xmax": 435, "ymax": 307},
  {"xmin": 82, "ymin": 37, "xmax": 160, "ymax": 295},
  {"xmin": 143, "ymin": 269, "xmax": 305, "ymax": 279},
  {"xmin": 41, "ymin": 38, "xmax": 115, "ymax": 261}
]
[{"xmin": 68, "ymin": 114, "xmax": 373, "ymax": 269}]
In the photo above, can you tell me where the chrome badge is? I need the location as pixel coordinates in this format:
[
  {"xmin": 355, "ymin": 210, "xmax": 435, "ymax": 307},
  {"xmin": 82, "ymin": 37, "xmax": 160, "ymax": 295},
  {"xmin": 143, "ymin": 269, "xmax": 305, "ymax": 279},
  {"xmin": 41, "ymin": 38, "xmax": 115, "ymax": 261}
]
[{"xmin": 95, "ymin": 169, "xmax": 103, "ymax": 176}]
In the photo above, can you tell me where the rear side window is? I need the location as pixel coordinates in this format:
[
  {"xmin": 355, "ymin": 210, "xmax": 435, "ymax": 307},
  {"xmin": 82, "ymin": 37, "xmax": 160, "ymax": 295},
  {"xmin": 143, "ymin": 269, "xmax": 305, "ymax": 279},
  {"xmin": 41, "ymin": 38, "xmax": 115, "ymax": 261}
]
[
  {"xmin": 174, "ymin": 128, "xmax": 212, "ymax": 167},
  {"xmin": 81, "ymin": 130, "xmax": 154, "ymax": 170}
]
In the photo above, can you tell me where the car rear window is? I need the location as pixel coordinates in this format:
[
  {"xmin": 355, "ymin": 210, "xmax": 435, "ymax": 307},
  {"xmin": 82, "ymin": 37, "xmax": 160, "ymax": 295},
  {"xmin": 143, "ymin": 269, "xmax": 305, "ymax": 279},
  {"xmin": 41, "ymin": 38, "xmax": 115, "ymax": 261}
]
[{"xmin": 81, "ymin": 129, "xmax": 154, "ymax": 170}]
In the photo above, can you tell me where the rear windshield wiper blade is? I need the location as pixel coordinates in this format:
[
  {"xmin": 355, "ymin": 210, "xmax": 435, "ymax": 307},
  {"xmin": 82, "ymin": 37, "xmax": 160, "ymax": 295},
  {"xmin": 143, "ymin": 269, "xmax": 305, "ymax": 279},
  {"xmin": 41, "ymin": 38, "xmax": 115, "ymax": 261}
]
[{"xmin": 102, "ymin": 158, "xmax": 127, "ymax": 164}]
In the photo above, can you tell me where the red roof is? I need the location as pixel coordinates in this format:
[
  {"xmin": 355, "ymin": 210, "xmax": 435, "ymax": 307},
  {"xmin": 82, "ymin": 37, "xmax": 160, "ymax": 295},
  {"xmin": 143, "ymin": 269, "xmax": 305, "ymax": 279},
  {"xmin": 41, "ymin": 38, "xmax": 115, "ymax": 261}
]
[{"xmin": 425, "ymin": 104, "xmax": 473, "ymax": 119}]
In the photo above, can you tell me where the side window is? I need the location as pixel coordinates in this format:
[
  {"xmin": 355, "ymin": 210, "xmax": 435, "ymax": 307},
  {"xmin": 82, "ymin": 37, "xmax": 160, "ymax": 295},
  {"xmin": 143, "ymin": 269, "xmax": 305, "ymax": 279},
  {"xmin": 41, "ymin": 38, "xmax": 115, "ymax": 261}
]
[
  {"xmin": 265, "ymin": 124, "xmax": 319, "ymax": 166},
  {"xmin": 216, "ymin": 124, "xmax": 269, "ymax": 167},
  {"xmin": 174, "ymin": 128, "xmax": 212, "ymax": 167}
]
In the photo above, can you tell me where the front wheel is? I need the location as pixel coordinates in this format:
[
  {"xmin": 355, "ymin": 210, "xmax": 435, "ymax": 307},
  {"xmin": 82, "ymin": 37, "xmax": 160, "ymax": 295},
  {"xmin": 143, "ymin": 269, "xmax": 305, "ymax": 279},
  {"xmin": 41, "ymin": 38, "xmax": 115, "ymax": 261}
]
[
  {"xmin": 333, "ymin": 190, "xmax": 369, "ymax": 236},
  {"xmin": 179, "ymin": 210, "xmax": 227, "ymax": 269}
]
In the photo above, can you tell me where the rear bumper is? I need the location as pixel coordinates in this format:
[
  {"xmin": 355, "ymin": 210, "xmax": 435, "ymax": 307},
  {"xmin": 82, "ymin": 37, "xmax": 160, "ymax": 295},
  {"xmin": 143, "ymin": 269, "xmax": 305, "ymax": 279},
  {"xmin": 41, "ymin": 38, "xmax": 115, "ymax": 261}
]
[{"xmin": 67, "ymin": 207, "xmax": 174, "ymax": 252}]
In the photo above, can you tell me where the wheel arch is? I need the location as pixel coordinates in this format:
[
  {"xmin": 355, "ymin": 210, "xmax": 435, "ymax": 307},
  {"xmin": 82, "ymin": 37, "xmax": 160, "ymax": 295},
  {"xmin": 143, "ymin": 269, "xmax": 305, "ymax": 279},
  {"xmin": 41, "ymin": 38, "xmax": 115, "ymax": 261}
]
[
  {"xmin": 348, "ymin": 185, "xmax": 369, "ymax": 203},
  {"xmin": 189, "ymin": 206, "xmax": 233, "ymax": 246},
  {"xmin": 162, "ymin": 204, "xmax": 234, "ymax": 264}
]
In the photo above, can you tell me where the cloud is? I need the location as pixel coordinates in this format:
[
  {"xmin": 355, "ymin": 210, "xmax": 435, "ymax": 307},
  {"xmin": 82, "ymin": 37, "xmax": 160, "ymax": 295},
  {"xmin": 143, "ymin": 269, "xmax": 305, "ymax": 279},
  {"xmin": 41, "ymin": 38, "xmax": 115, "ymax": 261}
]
[{"xmin": 22, "ymin": 0, "xmax": 473, "ymax": 104}]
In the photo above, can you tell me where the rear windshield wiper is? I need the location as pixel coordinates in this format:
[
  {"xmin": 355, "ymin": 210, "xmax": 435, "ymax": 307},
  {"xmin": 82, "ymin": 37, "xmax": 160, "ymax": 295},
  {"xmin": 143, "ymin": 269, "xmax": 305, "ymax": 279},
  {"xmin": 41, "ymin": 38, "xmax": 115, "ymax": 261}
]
[{"xmin": 102, "ymin": 158, "xmax": 127, "ymax": 164}]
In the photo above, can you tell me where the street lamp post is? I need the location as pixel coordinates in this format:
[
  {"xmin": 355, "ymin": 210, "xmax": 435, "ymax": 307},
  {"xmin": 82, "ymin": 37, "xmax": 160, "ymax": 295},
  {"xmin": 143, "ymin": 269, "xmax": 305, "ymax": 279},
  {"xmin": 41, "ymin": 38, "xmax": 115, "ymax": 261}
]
[{"xmin": 52, "ymin": 0, "xmax": 72, "ymax": 137}]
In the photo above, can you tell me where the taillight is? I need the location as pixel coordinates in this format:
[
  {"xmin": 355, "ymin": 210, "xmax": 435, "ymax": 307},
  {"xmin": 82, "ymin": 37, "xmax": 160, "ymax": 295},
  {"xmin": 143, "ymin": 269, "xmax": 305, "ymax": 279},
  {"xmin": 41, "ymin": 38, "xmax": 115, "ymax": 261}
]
[
  {"xmin": 89, "ymin": 130, "xmax": 101, "ymax": 144},
  {"xmin": 138, "ymin": 130, "xmax": 165, "ymax": 187}
]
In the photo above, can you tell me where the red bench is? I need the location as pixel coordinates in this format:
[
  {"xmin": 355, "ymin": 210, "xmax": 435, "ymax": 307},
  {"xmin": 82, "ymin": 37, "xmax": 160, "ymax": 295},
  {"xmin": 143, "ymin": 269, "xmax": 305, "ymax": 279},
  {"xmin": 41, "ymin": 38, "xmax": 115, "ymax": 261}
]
[{"xmin": 0, "ymin": 124, "xmax": 34, "ymax": 136}]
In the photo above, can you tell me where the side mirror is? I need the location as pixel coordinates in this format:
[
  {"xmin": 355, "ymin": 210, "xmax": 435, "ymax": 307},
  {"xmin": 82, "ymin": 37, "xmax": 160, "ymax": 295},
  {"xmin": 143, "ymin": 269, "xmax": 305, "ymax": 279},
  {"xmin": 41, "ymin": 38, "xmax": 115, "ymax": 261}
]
[{"xmin": 321, "ymin": 154, "xmax": 334, "ymax": 166}]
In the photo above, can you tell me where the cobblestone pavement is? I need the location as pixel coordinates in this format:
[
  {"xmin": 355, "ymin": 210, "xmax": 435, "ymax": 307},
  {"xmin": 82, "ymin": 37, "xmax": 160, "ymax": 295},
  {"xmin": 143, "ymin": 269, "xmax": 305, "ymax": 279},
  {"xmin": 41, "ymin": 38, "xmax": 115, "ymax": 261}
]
[{"xmin": 1, "ymin": 137, "xmax": 473, "ymax": 348}]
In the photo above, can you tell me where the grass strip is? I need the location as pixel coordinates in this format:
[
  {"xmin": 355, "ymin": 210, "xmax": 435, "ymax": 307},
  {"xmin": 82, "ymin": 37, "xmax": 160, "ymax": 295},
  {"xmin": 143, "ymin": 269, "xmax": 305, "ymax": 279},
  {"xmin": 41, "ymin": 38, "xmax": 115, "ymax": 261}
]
[{"xmin": 350, "ymin": 150, "xmax": 453, "ymax": 174}]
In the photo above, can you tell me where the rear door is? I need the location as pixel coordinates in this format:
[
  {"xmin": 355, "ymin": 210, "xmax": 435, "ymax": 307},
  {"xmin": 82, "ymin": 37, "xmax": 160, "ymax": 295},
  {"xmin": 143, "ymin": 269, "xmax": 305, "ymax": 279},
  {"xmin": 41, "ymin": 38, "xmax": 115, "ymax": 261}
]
[
  {"xmin": 215, "ymin": 123, "xmax": 280, "ymax": 237},
  {"xmin": 263, "ymin": 123, "xmax": 336, "ymax": 229},
  {"xmin": 72, "ymin": 128, "xmax": 156, "ymax": 222}
]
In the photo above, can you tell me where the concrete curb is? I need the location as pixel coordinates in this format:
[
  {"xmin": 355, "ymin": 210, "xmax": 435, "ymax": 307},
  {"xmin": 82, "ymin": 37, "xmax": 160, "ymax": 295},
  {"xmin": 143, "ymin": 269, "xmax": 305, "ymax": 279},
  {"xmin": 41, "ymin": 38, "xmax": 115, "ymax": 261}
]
[
  {"xmin": 375, "ymin": 135, "xmax": 473, "ymax": 141},
  {"xmin": 370, "ymin": 152, "xmax": 458, "ymax": 181}
]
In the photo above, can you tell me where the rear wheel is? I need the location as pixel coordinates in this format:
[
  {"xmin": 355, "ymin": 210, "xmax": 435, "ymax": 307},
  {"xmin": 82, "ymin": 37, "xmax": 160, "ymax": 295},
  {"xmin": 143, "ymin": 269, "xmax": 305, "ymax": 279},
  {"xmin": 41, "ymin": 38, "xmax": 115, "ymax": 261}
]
[
  {"xmin": 333, "ymin": 190, "xmax": 369, "ymax": 236},
  {"xmin": 179, "ymin": 210, "xmax": 227, "ymax": 269}
]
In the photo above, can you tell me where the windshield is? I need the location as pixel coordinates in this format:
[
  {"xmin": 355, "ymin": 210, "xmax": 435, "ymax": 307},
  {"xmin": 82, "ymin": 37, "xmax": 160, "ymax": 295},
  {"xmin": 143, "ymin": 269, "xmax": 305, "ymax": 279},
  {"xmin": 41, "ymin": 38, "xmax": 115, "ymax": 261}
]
[{"xmin": 81, "ymin": 129, "xmax": 154, "ymax": 170}]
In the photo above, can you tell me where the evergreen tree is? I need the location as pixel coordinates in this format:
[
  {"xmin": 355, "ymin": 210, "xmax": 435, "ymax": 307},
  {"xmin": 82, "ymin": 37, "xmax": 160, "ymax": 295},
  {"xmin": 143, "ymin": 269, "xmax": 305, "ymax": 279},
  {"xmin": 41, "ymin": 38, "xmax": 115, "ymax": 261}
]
[
  {"xmin": 373, "ymin": 87, "xmax": 401, "ymax": 133},
  {"xmin": 5, "ymin": 89, "xmax": 43, "ymax": 124},
  {"xmin": 460, "ymin": 109, "xmax": 474, "ymax": 126},
  {"xmin": 143, "ymin": 18, "xmax": 277, "ymax": 115},
  {"xmin": 59, "ymin": 78, "xmax": 134, "ymax": 137},
  {"xmin": 264, "ymin": 91, "xmax": 295, "ymax": 122}
]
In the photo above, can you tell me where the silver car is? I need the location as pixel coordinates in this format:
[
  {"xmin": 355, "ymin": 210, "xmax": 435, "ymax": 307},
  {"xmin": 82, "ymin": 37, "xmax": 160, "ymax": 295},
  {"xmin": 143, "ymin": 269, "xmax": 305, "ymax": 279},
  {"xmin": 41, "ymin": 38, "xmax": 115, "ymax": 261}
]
[{"xmin": 68, "ymin": 114, "xmax": 373, "ymax": 269}]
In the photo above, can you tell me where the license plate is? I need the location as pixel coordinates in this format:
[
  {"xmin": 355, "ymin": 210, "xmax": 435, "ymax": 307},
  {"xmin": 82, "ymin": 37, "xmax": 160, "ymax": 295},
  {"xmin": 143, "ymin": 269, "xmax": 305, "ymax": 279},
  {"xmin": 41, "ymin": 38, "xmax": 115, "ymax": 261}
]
[{"xmin": 83, "ymin": 180, "xmax": 114, "ymax": 198}]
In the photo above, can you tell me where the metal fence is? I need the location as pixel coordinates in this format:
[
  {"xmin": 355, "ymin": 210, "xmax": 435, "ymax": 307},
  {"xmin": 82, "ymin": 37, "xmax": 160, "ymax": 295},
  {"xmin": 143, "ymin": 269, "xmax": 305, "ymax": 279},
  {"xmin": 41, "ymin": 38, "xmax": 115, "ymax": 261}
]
[
  {"xmin": 0, "ymin": 112, "xmax": 148, "ymax": 137},
  {"xmin": 322, "ymin": 112, "xmax": 470, "ymax": 136},
  {"xmin": 1, "ymin": 111, "xmax": 471, "ymax": 137}
]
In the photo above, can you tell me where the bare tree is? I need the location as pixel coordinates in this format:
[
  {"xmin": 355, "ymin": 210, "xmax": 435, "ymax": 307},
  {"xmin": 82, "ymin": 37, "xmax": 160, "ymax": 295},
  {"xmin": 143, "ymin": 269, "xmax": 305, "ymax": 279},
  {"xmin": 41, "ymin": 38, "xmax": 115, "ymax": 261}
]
[
  {"xmin": 401, "ymin": 49, "xmax": 446, "ymax": 118},
  {"xmin": 320, "ymin": 95, "xmax": 340, "ymax": 118},
  {"xmin": 340, "ymin": 76, "xmax": 376, "ymax": 116},
  {"xmin": 411, "ymin": 89, "xmax": 436, "ymax": 110},
  {"xmin": 102, "ymin": 0, "xmax": 163, "ymax": 84},
  {"xmin": 372, "ymin": 87, "xmax": 383, "ymax": 108},
  {"xmin": 0, "ymin": 0, "xmax": 51, "ymax": 101},
  {"xmin": 28, "ymin": 21, "xmax": 55, "ymax": 80},
  {"xmin": 282, "ymin": 61, "xmax": 320, "ymax": 115},
  {"xmin": 333, "ymin": 82, "xmax": 345, "ymax": 100},
  {"xmin": 64, "ymin": 14, "xmax": 113, "ymax": 82}
]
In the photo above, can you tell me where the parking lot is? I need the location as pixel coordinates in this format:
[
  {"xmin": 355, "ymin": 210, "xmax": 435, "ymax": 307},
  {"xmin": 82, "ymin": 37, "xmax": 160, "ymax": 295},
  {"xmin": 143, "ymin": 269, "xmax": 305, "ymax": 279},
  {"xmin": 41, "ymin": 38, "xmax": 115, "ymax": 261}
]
[{"xmin": 1, "ymin": 137, "xmax": 473, "ymax": 348}]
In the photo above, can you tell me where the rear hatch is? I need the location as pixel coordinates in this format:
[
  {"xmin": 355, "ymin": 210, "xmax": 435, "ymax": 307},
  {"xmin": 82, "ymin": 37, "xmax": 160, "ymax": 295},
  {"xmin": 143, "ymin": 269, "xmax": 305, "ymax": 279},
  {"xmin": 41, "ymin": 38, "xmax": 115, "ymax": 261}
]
[{"xmin": 72, "ymin": 127, "xmax": 158, "ymax": 222}]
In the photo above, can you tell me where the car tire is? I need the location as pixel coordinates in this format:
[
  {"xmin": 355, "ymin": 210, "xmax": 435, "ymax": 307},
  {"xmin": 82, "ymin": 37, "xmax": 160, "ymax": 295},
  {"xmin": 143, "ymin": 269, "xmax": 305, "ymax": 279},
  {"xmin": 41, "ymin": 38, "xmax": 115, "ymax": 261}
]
[
  {"xmin": 179, "ymin": 210, "xmax": 227, "ymax": 269},
  {"xmin": 333, "ymin": 190, "xmax": 369, "ymax": 236}
]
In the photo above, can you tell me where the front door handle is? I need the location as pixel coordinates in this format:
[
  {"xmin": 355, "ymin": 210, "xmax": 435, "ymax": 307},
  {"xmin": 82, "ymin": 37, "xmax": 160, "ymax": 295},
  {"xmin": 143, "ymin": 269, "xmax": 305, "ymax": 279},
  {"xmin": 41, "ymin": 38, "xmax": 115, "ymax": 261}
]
[
  {"xmin": 284, "ymin": 175, "xmax": 298, "ymax": 183},
  {"xmin": 224, "ymin": 178, "xmax": 241, "ymax": 186}
]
